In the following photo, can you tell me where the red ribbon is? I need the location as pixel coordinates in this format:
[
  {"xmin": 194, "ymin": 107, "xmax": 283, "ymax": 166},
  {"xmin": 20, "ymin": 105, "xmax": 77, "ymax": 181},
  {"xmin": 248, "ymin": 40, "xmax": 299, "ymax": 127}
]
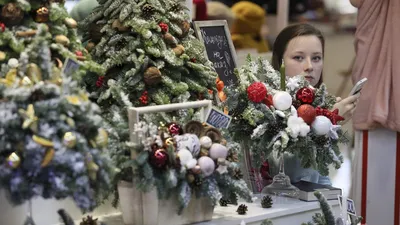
[{"xmin": 315, "ymin": 107, "xmax": 344, "ymax": 125}]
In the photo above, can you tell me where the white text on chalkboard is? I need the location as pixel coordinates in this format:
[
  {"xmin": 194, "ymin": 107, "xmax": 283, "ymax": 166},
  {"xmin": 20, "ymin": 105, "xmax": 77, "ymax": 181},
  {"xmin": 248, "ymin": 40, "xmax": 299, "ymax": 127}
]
[
  {"xmin": 201, "ymin": 30, "xmax": 228, "ymax": 50},
  {"xmin": 206, "ymin": 108, "xmax": 232, "ymax": 129}
]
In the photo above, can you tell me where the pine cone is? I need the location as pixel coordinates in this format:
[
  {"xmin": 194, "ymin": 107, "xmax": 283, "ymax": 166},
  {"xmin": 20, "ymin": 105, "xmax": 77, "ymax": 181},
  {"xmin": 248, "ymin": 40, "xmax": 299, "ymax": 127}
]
[
  {"xmin": 232, "ymin": 167, "xmax": 243, "ymax": 180},
  {"xmin": 236, "ymin": 204, "xmax": 248, "ymax": 215},
  {"xmin": 219, "ymin": 198, "xmax": 228, "ymax": 207},
  {"xmin": 227, "ymin": 151, "xmax": 239, "ymax": 163},
  {"xmin": 268, "ymin": 119, "xmax": 286, "ymax": 135},
  {"xmin": 142, "ymin": 4, "xmax": 155, "ymax": 18},
  {"xmin": 261, "ymin": 195, "xmax": 273, "ymax": 208},
  {"xmin": 80, "ymin": 215, "xmax": 98, "ymax": 225},
  {"xmin": 170, "ymin": 2, "xmax": 182, "ymax": 11},
  {"xmin": 1, "ymin": 3, "xmax": 23, "ymax": 26}
]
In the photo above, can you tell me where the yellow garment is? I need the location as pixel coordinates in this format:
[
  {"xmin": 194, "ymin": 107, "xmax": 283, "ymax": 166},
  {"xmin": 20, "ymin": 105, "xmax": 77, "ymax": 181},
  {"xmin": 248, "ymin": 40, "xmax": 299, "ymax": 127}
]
[{"xmin": 231, "ymin": 1, "xmax": 269, "ymax": 53}]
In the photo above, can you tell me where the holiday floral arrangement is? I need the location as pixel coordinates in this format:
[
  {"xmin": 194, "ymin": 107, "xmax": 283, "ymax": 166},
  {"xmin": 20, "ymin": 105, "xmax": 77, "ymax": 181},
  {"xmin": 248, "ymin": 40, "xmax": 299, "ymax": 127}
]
[
  {"xmin": 224, "ymin": 56, "xmax": 348, "ymax": 176},
  {"xmin": 128, "ymin": 120, "xmax": 253, "ymax": 213}
]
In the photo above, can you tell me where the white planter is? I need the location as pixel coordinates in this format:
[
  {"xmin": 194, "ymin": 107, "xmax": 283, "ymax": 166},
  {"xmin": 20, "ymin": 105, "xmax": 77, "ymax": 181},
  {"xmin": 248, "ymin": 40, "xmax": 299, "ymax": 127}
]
[{"xmin": 117, "ymin": 181, "xmax": 214, "ymax": 225}]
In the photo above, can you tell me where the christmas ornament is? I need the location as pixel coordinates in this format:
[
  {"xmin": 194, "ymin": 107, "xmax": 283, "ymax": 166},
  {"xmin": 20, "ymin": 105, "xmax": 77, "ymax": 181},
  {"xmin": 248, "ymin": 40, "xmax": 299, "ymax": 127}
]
[
  {"xmin": 75, "ymin": 50, "xmax": 83, "ymax": 57},
  {"xmin": 200, "ymin": 136, "xmax": 212, "ymax": 149},
  {"xmin": 261, "ymin": 195, "xmax": 273, "ymax": 208},
  {"xmin": 273, "ymin": 91, "xmax": 292, "ymax": 111},
  {"xmin": 55, "ymin": 35, "xmax": 70, "ymax": 46},
  {"xmin": 16, "ymin": 30, "xmax": 37, "ymax": 37},
  {"xmin": 296, "ymin": 87, "xmax": 315, "ymax": 104},
  {"xmin": 19, "ymin": 104, "xmax": 38, "ymax": 132},
  {"xmin": 163, "ymin": 33, "xmax": 177, "ymax": 47},
  {"xmin": 198, "ymin": 156, "xmax": 215, "ymax": 177},
  {"xmin": 27, "ymin": 63, "xmax": 42, "ymax": 83},
  {"xmin": 315, "ymin": 107, "xmax": 344, "ymax": 125},
  {"xmin": 80, "ymin": 215, "xmax": 98, "ymax": 225},
  {"xmin": 297, "ymin": 104, "xmax": 316, "ymax": 125},
  {"xmin": 209, "ymin": 143, "xmax": 228, "ymax": 160},
  {"xmin": 236, "ymin": 204, "xmax": 248, "ymax": 215},
  {"xmin": 41, "ymin": 148, "xmax": 55, "ymax": 167},
  {"xmin": 203, "ymin": 127, "xmax": 222, "ymax": 143},
  {"xmin": 167, "ymin": 122, "xmax": 183, "ymax": 136},
  {"xmin": 86, "ymin": 154, "xmax": 99, "ymax": 180},
  {"xmin": 1, "ymin": 3, "xmax": 23, "ymax": 26},
  {"xmin": 219, "ymin": 198, "xmax": 228, "ymax": 206},
  {"xmin": 179, "ymin": 21, "xmax": 191, "ymax": 37},
  {"xmin": 164, "ymin": 137, "xmax": 174, "ymax": 148},
  {"xmin": 112, "ymin": 19, "xmax": 128, "ymax": 32},
  {"xmin": 0, "ymin": 22, "xmax": 5, "ymax": 32},
  {"xmin": 0, "ymin": 51, "xmax": 5, "ymax": 61},
  {"xmin": 63, "ymin": 132, "xmax": 77, "ymax": 148},
  {"xmin": 142, "ymin": 4, "xmax": 155, "ymax": 18},
  {"xmin": 7, "ymin": 152, "xmax": 21, "ymax": 168},
  {"xmin": 216, "ymin": 79, "xmax": 224, "ymax": 92},
  {"xmin": 263, "ymin": 94, "xmax": 274, "ymax": 107},
  {"xmin": 8, "ymin": 58, "xmax": 18, "ymax": 68},
  {"xmin": 150, "ymin": 148, "xmax": 169, "ymax": 168},
  {"xmin": 35, "ymin": 7, "xmax": 49, "ymax": 23},
  {"xmin": 144, "ymin": 66, "xmax": 162, "ymax": 85},
  {"xmin": 184, "ymin": 121, "xmax": 204, "ymax": 137},
  {"xmin": 0, "ymin": 68, "xmax": 16, "ymax": 87},
  {"xmin": 20, "ymin": 76, "xmax": 32, "ymax": 86},
  {"xmin": 311, "ymin": 116, "xmax": 332, "ymax": 135},
  {"xmin": 174, "ymin": 133, "xmax": 200, "ymax": 157},
  {"xmin": 95, "ymin": 76, "xmax": 105, "ymax": 88},
  {"xmin": 173, "ymin": 44, "xmax": 185, "ymax": 56},
  {"xmin": 177, "ymin": 149, "xmax": 197, "ymax": 169},
  {"xmin": 158, "ymin": 22, "xmax": 168, "ymax": 33},
  {"xmin": 191, "ymin": 165, "xmax": 201, "ymax": 174},
  {"xmin": 287, "ymin": 106, "xmax": 310, "ymax": 138},
  {"xmin": 139, "ymin": 91, "xmax": 148, "ymax": 105},
  {"xmin": 64, "ymin": 18, "xmax": 77, "ymax": 28},
  {"xmin": 232, "ymin": 167, "xmax": 243, "ymax": 180},
  {"xmin": 247, "ymin": 82, "xmax": 267, "ymax": 103},
  {"xmin": 95, "ymin": 128, "xmax": 108, "ymax": 148},
  {"xmin": 218, "ymin": 91, "xmax": 227, "ymax": 101},
  {"xmin": 216, "ymin": 158, "xmax": 228, "ymax": 174}
]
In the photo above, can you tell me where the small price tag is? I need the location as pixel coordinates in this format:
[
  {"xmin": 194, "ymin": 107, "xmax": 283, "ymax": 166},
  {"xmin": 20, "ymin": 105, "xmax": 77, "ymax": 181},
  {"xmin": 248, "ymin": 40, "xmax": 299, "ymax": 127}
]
[
  {"xmin": 205, "ymin": 107, "xmax": 232, "ymax": 129},
  {"xmin": 338, "ymin": 195, "xmax": 357, "ymax": 216},
  {"xmin": 61, "ymin": 58, "xmax": 80, "ymax": 77}
]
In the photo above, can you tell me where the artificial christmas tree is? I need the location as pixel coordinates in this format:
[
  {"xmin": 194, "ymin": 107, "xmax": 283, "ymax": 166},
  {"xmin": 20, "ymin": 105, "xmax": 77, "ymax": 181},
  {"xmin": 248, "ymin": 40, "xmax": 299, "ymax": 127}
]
[
  {"xmin": 0, "ymin": 0, "xmax": 112, "ymax": 214},
  {"xmin": 79, "ymin": 0, "xmax": 219, "ymax": 206}
]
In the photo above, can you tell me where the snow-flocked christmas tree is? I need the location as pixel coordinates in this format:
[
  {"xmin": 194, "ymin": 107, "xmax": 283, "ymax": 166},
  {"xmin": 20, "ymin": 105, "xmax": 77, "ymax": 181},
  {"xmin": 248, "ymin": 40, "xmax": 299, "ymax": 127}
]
[{"xmin": 0, "ymin": 0, "xmax": 113, "ymax": 212}]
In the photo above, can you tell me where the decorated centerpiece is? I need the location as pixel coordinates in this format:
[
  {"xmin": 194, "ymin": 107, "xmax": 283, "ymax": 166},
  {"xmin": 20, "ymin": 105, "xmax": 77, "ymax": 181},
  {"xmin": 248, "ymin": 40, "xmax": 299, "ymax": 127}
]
[
  {"xmin": 123, "ymin": 119, "xmax": 252, "ymax": 225},
  {"xmin": 225, "ymin": 56, "xmax": 348, "ymax": 196}
]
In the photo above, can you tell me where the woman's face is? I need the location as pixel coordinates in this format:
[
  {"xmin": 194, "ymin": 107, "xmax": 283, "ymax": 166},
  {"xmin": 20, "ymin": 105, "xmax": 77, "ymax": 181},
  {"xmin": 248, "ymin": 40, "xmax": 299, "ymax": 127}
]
[{"xmin": 283, "ymin": 35, "xmax": 323, "ymax": 87}]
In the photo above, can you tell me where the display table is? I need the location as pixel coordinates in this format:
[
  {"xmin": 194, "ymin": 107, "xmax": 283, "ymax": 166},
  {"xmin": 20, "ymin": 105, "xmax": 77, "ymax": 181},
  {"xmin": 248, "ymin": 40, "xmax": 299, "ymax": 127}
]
[{"xmin": 100, "ymin": 195, "xmax": 340, "ymax": 225}]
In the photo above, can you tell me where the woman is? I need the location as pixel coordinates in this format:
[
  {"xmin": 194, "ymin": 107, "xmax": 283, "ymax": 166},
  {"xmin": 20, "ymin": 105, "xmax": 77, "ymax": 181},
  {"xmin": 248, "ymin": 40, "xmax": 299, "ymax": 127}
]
[{"xmin": 268, "ymin": 23, "xmax": 358, "ymax": 185}]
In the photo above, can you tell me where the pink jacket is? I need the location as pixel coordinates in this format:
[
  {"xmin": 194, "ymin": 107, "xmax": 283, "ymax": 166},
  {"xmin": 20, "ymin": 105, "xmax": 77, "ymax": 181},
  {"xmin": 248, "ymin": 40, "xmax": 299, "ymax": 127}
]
[{"xmin": 352, "ymin": 0, "xmax": 400, "ymax": 131}]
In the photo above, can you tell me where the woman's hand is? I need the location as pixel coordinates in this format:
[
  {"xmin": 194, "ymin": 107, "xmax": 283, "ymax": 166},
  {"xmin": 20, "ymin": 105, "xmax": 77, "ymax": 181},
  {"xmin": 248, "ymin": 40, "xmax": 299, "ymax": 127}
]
[{"xmin": 333, "ymin": 94, "xmax": 359, "ymax": 124}]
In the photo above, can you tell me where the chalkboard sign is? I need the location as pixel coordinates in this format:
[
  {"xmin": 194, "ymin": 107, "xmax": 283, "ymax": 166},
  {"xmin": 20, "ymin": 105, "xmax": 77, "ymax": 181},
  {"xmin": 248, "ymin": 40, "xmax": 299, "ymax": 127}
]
[
  {"xmin": 205, "ymin": 107, "xmax": 232, "ymax": 129},
  {"xmin": 193, "ymin": 20, "xmax": 238, "ymax": 86}
]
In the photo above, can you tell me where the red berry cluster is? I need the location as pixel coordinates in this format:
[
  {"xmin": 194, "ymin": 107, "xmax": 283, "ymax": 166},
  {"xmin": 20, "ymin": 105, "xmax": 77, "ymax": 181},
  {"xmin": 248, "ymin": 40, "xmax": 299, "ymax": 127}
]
[
  {"xmin": 96, "ymin": 76, "xmax": 105, "ymax": 88},
  {"xmin": 0, "ymin": 22, "xmax": 5, "ymax": 32},
  {"xmin": 139, "ymin": 91, "xmax": 149, "ymax": 105},
  {"xmin": 158, "ymin": 22, "xmax": 169, "ymax": 33}
]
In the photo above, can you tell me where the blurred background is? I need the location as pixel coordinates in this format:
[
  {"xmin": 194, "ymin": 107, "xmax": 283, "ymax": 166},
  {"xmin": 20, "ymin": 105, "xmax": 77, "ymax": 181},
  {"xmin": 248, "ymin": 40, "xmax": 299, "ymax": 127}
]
[{"xmin": 65, "ymin": 0, "xmax": 358, "ymax": 197}]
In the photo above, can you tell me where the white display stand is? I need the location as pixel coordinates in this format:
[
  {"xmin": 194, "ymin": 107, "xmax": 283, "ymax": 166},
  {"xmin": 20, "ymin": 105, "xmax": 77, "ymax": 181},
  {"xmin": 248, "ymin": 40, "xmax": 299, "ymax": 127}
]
[{"xmin": 85, "ymin": 196, "xmax": 340, "ymax": 225}]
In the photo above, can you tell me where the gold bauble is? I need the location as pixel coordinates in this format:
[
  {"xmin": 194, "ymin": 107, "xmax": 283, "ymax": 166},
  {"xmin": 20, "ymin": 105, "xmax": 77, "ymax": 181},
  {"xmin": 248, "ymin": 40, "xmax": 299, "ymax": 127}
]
[
  {"xmin": 0, "ymin": 51, "xmax": 6, "ymax": 61},
  {"xmin": 41, "ymin": 148, "xmax": 55, "ymax": 167},
  {"xmin": 64, "ymin": 18, "xmax": 77, "ymax": 28},
  {"xmin": 55, "ymin": 35, "xmax": 70, "ymax": 46},
  {"xmin": 33, "ymin": 135, "xmax": 54, "ymax": 147},
  {"xmin": 95, "ymin": 128, "xmax": 108, "ymax": 148},
  {"xmin": 63, "ymin": 132, "xmax": 77, "ymax": 148},
  {"xmin": 27, "ymin": 63, "xmax": 42, "ymax": 83},
  {"xmin": 172, "ymin": 44, "xmax": 185, "ymax": 56},
  {"xmin": 6, "ymin": 152, "xmax": 21, "ymax": 168},
  {"xmin": 35, "ymin": 7, "xmax": 49, "ymax": 23},
  {"xmin": 143, "ymin": 66, "xmax": 162, "ymax": 85}
]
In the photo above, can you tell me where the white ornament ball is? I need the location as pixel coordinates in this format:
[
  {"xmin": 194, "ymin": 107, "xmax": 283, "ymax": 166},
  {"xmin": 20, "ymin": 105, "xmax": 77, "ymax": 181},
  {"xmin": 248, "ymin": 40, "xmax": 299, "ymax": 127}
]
[
  {"xmin": 198, "ymin": 156, "xmax": 215, "ymax": 177},
  {"xmin": 144, "ymin": 30, "xmax": 152, "ymax": 39},
  {"xmin": 177, "ymin": 149, "xmax": 193, "ymax": 165},
  {"xmin": 311, "ymin": 116, "xmax": 332, "ymax": 135},
  {"xmin": 200, "ymin": 136, "xmax": 212, "ymax": 149},
  {"xmin": 209, "ymin": 143, "xmax": 228, "ymax": 160},
  {"xmin": 273, "ymin": 91, "xmax": 293, "ymax": 110},
  {"xmin": 8, "ymin": 58, "xmax": 19, "ymax": 68},
  {"xmin": 174, "ymin": 133, "xmax": 201, "ymax": 157}
]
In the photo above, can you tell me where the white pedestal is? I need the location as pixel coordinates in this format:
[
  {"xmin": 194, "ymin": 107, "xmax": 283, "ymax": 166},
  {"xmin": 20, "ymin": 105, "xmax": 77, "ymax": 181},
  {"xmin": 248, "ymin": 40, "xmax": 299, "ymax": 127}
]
[{"xmin": 96, "ymin": 196, "xmax": 340, "ymax": 225}]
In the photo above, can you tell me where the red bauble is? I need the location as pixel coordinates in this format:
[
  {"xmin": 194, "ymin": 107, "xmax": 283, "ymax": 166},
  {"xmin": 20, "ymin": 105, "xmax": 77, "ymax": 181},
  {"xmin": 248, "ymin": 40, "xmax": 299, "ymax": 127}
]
[
  {"xmin": 159, "ymin": 22, "xmax": 169, "ymax": 33},
  {"xmin": 167, "ymin": 122, "xmax": 182, "ymax": 136},
  {"xmin": 0, "ymin": 22, "xmax": 5, "ymax": 32},
  {"xmin": 95, "ymin": 76, "xmax": 105, "ymax": 88},
  {"xmin": 75, "ymin": 50, "xmax": 83, "ymax": 57},
  {"xmin": 247, "ymin": 82, "xmax": 267, "ymax": 103},
  {"xmin": 296, "ymin": 87, "xmax": 315, "ymax": 104},
  {"xmin": 297, "ymin": 104, "xmax": 316, "ymax": 125},
  {"xmin": 150, "ymin": 148, "xmax": 169, "ymax": 168}
]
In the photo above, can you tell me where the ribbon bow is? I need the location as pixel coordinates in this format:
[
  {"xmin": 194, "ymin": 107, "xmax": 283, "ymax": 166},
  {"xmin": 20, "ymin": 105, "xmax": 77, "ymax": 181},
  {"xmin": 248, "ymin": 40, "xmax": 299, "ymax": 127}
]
[{"xmin": 315, "ymin": 107, "xmax": 344, "ymax": 125}]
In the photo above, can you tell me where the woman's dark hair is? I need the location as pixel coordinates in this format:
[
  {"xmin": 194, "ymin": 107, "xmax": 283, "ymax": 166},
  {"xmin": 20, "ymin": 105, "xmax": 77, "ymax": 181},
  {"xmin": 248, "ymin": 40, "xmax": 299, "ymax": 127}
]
[{"xmin": 271, "ymin": 23, "xmax": 325, "ymax": 87}]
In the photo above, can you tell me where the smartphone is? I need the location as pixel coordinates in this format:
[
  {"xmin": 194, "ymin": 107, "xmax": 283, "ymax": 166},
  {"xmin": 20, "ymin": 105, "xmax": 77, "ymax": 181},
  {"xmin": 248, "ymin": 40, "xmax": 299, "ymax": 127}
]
[{"xmin": 349, "ymin": 78, "xmax": 367, "ymax": 97}]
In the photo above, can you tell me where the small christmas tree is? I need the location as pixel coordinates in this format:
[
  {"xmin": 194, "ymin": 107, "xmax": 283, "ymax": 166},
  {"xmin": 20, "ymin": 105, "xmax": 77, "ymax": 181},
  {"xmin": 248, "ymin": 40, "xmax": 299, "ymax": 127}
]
[
  {"xmin": 0, "ymin": 0, "xmax": 112, "ymax": 212},
  {"xmin": 79, "ymin": 0, "xmax": 219, "ymax": 205}
]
